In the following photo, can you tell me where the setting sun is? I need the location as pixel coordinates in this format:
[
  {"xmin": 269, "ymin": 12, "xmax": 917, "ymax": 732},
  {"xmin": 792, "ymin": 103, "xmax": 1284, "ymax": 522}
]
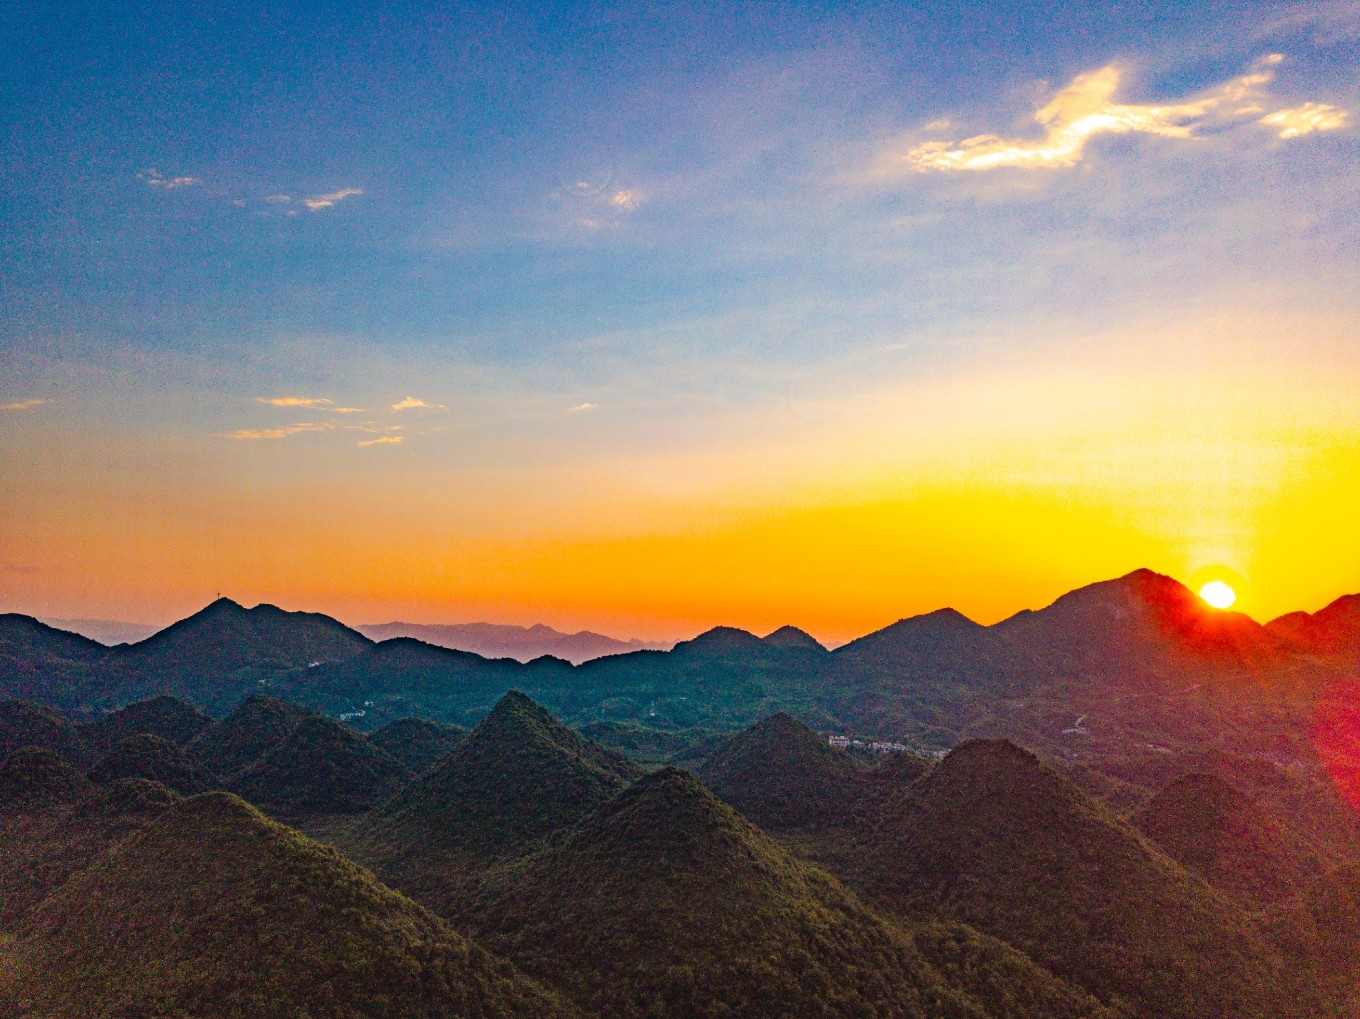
[{"xmin": 1199, "ymin": 580, "xmax": 1238, "ymax": 610}]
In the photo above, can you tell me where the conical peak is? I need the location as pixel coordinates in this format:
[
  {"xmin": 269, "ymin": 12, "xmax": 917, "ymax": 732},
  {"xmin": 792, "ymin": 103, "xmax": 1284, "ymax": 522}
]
[{"xmin": 762, "ymin": 625, "xmax": 826, "ymax": 650}]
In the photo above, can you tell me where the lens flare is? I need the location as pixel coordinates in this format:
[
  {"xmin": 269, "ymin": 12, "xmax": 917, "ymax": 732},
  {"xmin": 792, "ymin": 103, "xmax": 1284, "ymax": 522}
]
[{"xmin": 1199, "ymin": 580, "xmax": 1237, "ymax": 609}]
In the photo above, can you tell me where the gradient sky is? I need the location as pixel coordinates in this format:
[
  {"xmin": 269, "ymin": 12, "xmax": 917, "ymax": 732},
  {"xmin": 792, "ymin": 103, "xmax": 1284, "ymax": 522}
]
[{"xmin": 2, "ymin": 0, "xmax": 1358, "ymax": 641}]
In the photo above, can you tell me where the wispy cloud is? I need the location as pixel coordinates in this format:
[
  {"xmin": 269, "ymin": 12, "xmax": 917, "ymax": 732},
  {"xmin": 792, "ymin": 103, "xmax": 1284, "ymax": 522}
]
[
  {"xmin": 224, "ymin": 422, "xmax": 333, "ymax": 440},
  {"xmin": 0, "ymin": 398, "xmax": 45, "ymax": 411},
  {"xmin": 357, "ymin": 435, "xmax": 404, "ymax": 447},
  {"xmin": 1262, "ymin": 0, "xmax": 1360, "ymax": 44},
  {"xmin": 303, "ymin": 188, "xmax": 363, "ymax": 211},
  {"xmin": 1260, "ymin": 102, "xmax": 1349, "ymax": 137},
  {"xmin": 391, "ymin": 396, "xmax": 448, "ymax": 411},
  {"xmin": 138, "ymin": 168, "xmax": 202, "ymax": 189},
  {"xmin": 879, "ymin": 56, "xmax": 1345, "ymax": 174},
  {"xmin": 567, "ymin": 402, "xmax": 599, "ymax": 413},
  {"xmin": 256, "ymin": 395, "xmax": 366, "ymax": 412}
]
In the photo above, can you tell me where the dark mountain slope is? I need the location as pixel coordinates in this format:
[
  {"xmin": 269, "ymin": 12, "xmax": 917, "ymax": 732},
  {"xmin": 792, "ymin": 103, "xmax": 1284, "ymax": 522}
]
[
  {"xmin": 0, "ymin": 699, "xmax": 90, "ymax": 765},
  {"xmin": 0, "ymin": 614, "xmax": 107, "ymax": 708},
  {"xmin": 83, "ymin": 694, "xmax": 212, "ymax": 752},
  {"xmin": 1, "ymin": 792, "xmax": 577, "ymax": 1018},
  {"xmin": 368, "ymin": 716, "xmax": 466, "ymax": 773},
  {"xmin": 1132, "ymin": 772, "xmax": 1306, "ymax": 902},
  {"xmin": 231, "ymin": 713, "xmax": 411, "ymax": 816},
  {"xmin": 697, "ymin": 711, "xmax": 868, "ymax": 831},
  {"xmin": 0, "ymin": 777, "xmax": 181, "ymax": 930},
  {"xmin": 89, "ymin": 733, "xmax": 213, "ymax": 795},
  {"xmin": 0, "ymin": 747, "xmax": 91, "ymax": 815},
  {"xmin": 366, "ymin": 692, "xmax": 639, "ymax": 904},
  {"xmin": 463, "ymin": 767, "xmax": 1110, "ymax": 1019},
  {"xmin": 103, "ymin": 597, "xmax": 373, "ymax": 711},
  {"xmin": 840, "ymin": 739, "xmax": 1286, "ymax": 1019},
  {"xmin": 1267, "ymin": 594, "xmax": 1360, "ymax": 655},
  {"xmin": 186, "ymin": 694, "xmax": 316, "ymax": 777}
]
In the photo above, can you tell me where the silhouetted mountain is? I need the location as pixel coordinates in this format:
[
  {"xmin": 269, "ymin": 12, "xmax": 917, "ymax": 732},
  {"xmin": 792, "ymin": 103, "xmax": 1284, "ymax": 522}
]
[
  {"xmin": 89, "ymin": 733, "xmax": 213, "ymax": 796},
  {"xmin": 0, "ymin": 746, "xmax": 92, "ymax": 814},
  {"xmin": 368, "ymin": 716, "xmax": 466, "ymax": 773},
  {"xmin": 0, "ymin": 614, "xmax": 106, "ymax": 706},
  {"xmin": 762, "ymin": 624, "xmax": 827, "ymax": 650},
  {"xmin": 1268, "ymin": 594, "xmax": 1360, "ymax": 655},
  {"xmin": 0, "ymin": 699, "xmax": 89, "ymax": 765},
  {"xmin": 83, "ymin": 694, "xmax": 212, "ymax": 752},
  {"xmin": 106, "ymin": 597, "xmax": 373, "ymax": 711},
  {"xmin": 835, "ymin": 607, "xmax": 988, "ymax": 668},
  {"xmin": 840, "ymin": 739, "xmax": 1285, "ymax": 1019},
  {"xmin": 1132, "ymin": 772, "xmax": 1306, "ymax": 902},
  {"xmin": 186, "ymin": 694, "xmax": 316, "ymax": 777},
  {"xmin": 368, "ymin": 691, "xmax": 640, "ymax": 905},
  {"xmin": 232, "ymin": 714, "xmax": 411, "ymax": 816},
  {"xmin": 358, "ymin": 620, "xmax": 670, "ymax": 664},
  {"xmin": 463, "ymin": 767, "xmax": 1108, "ymax": 1019},
  {"xmin": 39, "ymin": 616, "xmax": 161, "ymax": 645},
  {"xmin": 672, "ymin": 624, "xmax": 768, "ymax": 655},
  {"xmin": 0, "ymin": 792, "xmax": 577, "ymax": 1017},
  {"xmin": 697, "ymin": 711, "xmax": 868, "ymax": 831}
]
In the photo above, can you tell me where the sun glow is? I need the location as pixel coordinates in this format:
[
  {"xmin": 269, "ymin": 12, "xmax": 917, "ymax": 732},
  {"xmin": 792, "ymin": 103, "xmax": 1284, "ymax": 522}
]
[{"xmin": 1199, "ymin": 580, "xmax": 1237, "ymax": 610}]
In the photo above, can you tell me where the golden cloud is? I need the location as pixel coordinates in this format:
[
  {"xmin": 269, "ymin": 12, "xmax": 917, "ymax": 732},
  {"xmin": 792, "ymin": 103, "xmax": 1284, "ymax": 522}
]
[
  {"xmin": 0, "ymin": 398, "xmax": 45, "ymax": 411},
  {"xmin": 224, "ymin": 422, "xmax": 333, "ymax": 440},
  {"xmin": 303, "ymin": 188, "xmax": 363, "ymax": 211},
  {"xmin": 886, "ymin": 55, "xmax": 1343, "ymax": 173},
  {"xmin": 390, "ymin": 396, "xmax": 448, "ymax": 412},
  {"xmin": 357, "ymin": 435, "xmax": 404, "ymax": 447}
]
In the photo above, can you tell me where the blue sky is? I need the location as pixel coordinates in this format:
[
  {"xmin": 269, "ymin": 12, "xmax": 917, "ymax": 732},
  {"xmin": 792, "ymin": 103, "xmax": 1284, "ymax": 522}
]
[{"xmin": 2, "ymin": 0, "xmax": 1358, "ymax": 635}]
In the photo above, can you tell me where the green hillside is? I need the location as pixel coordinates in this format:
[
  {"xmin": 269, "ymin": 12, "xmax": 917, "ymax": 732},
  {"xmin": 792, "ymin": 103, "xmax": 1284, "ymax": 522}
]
[{"xmin": 0, "ymin": 792, "xmax": 578, "ymax": 1018}]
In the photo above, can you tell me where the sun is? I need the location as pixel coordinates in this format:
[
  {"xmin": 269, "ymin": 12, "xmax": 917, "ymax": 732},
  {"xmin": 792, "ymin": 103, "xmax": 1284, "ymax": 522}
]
[{"xmin": 1199, "ymin": 580, "xmax": 1237, "ymax": 610}]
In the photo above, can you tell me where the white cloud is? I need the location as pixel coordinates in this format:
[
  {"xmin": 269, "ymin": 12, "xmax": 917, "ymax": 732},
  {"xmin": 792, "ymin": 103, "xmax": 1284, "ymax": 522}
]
[
  {"xmin": 879, "ymin": 55, "xmax": 1344, "ymax": 174},
  {"xmin": 567, "ymin": 402, "xmax": 599, "ymax": 413},
  {"xmin": 1260, "ymin": 102, "xmax": 1349, "ymax": 137},
  {"xmin": 0, "ymin": 398, "xmax": 45, "ymax": 411},
  {"xmin": 303, "ymin": 188, "xmax": 363, "ymax": 211},
  {"xmin": 138, "ymin": 168, "xmax": 202, "ymax": 189},
  {"xmin": 224, "ymin": 422, "xmax": 333, "ymax": 440},
  {"xmin": 609, "ymin": 189, "xmax": 642, "ymax": 211},
  {"xmin": 357, "ymin": 435, "xmax": 404, "ymax": 447},
  {"xmin": 391, "ymin": 396, "xmax": 448, "ymax": 411}
]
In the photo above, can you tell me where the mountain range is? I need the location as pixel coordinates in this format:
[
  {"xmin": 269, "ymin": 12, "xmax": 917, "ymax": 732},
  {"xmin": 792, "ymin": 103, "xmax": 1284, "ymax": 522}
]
[
  {"xmin": 357, "ymin": 620, "xmax": 673, "ymax": 663},
  {"xmin": 3, "ymin": 677, "xmax": 1360, "ymax": 1016}
]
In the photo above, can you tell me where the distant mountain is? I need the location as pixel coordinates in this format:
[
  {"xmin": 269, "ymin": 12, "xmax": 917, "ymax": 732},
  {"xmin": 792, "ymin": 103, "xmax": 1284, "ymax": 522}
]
[
  {"xmin": 672, "ymin": 624, "xmax": 770, "ymax": 655},
  {"xmin": 0, "ymin": 792, "xmax": 578, "ymax": 1018},
  {"xmin": 83, "ymin": 695, "xmax": 213, "ymax": 753},
  {"xmin": 368, "ymin": 716, "xmax": 466, "ymax": 773},
  {"xmin": 761, "ymin": 624, "xmax": 827, "ymax": 650},
  {"xmin": 837, "ymin": 738, "xmax": 1286, "ymax": 1019},
  {"xmin": 462, "ymin": 766, "xmax": 1109, "ymax": 1019},
  {"xmin": 106, "ymin": 597, "xmax": 374, "ymax": 712},
  {"xmin": 38, "ymin": 617, "xmax": 161, "ymax": 646},
  {"xmin": 358, "ymin": 620, "xmax": 670, "ymax": 664},
  {"xmin": 366, "ymin": 691, "xmax": 640, "ymax": 906},
  {"xmin": 697, "ymin": 711, "xmax": 868, "ymax": 831},
  {"xmin": 0, "ymin": 614, "xmax": 106, "ymax": 705},
  {"xmin": 231, "ymin": 714, "xmax": 411, "ymax": 816},
  {"xmin": 89, "ymin": 734, "xmax": 214, "ymax": 796}
]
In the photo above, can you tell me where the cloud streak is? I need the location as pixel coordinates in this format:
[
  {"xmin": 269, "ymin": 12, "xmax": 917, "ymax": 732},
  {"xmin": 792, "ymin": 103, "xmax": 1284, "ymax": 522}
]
[
  {"xmin": 303, "ymin": 188, "xmax": 363, "ymax": 211},
  {"xmin": 357, "ymin": 435, "xmax": 404, "ymax": 447},
  {"xmin": 224, "ymin": 422, "xmax": 333, "ymax": 441},
  {"xmin": 256, "ymin": 396, "xmax": 365, "ymax": 412},
  {"xmin": 138, "ymin": 168, "xmax": 201, "ymax": 189},
  {"xmin": 0, "ymin": 398, "xmax": 45, "ymax": 411},
  {"xmin": 391, "ymin": 396, "xmax": 448, "ymax": 411},
  {"xmin": 884, "ymin": 56, "xmax": 1346, "ymax": 174}
]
